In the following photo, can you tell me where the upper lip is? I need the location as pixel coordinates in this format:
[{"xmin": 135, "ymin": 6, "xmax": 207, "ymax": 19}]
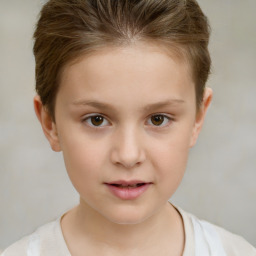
[{"xmin": 105, "ymin": 180, "xmax": 152, "ymax": 186}]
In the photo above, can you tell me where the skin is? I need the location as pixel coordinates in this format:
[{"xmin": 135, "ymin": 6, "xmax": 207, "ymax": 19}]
[{"xmin": 34, "ymin": 41, "xmax": 212, "ymax": 256}]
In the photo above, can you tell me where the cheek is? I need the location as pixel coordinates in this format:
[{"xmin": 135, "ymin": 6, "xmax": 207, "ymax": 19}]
[
  {"xmin": 60, "ymin": 135, "xmax": 107, "ymax": 192},
  {"xmin": 150, "ymin": 128, "xmax": 192, "ymax": 188},
  {"xmin": 153, "ymin": 143, "xmax": 189, "ymax": 178}
]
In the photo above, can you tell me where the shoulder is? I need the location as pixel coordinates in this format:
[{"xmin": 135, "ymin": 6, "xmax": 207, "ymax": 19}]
[
  {"xmin": 1, "ymin": 219, "xmax": 68, "ymax": 256},
  {"xmin": 210, "ymin": 222, "xmax": 256, "ymax": 256},
  {"xmin": 180, "ymin": 208, "xmax": 256, "ymax": 256},
  {"xmin": 0, "ymin": 235, "xmax": 29, "ymax": 256}
]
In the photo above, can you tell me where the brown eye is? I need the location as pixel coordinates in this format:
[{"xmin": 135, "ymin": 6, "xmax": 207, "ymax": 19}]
[
  {"xmin": 84, "ymin": 114, "xmax": 109, "ymax": 127},
  {"xmin": 91, "ymin": 116, "xmax": 104, "ymax": 126},
  {"xmin": 151, "ymin": 115, "xmax": 164, "ymax": 126},
  {"xmin": 148, "ymin": 114, "xmax": 171, "ymax": 127}
]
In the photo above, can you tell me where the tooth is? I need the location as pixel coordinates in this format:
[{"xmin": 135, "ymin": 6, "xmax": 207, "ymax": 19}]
[{"xmin": 116, "ymin": 184, "xmax": 142, "ymax": 188}]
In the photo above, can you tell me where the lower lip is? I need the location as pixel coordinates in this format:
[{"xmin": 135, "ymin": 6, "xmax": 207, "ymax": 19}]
[{"xmin": 105, "ymin": 183, "xmax": 151, "ymax": 200}]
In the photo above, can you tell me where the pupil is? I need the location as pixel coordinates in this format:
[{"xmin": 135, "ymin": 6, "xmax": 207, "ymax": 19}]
[
  {"xmin": 151, "ymin": 115, "xmax": 164, "ymax": 126},
  {"xmin": 92, "ymin": 116, "xmax": 103, "ymax": 126}
]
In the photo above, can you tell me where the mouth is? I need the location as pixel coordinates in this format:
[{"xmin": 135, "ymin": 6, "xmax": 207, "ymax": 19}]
[
  {"xmin": 105, "ymin": 180, "xmax": 152, "ymax": 188},
  {"xmin": 104, "ymin": 180, "xmax": 152, "ymax": 200},
  {"xmin": 109, "ymin": 183, "xmax": 147, "ymax": 188}
]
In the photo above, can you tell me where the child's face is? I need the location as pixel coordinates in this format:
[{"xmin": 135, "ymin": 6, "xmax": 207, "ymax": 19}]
[{"xmin": 35, "ymin": 42, "xmax": 211, "ymax": 224}]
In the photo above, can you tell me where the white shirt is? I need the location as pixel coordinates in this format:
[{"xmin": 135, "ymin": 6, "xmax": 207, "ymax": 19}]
[{"xmin": 2, "ymin": 207, "xmax": 256, "ymax": 256}]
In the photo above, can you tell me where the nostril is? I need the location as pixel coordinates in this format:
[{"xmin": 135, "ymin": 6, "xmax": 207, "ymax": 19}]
[{"xmin": 110, "ymin": 140, "xmax": 146, "ymax": 169}]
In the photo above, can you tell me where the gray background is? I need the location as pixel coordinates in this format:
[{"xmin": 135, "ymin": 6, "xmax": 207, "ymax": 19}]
[{"xmin": 0, "ymin": 0, "xmax": 255, "ymax": 250}]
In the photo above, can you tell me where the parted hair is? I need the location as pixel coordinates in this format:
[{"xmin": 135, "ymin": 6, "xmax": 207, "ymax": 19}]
[{"xmin": 33, "ymin": 0, "xmax": 211, "ymax": 119}]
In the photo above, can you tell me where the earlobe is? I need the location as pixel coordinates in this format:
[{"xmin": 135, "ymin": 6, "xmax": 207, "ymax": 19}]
[
  {"xmin": 190, "ymin": 87, "xmax": 213, "ymax": 147},
  {"xmin": 33, "ymin": 95, "xmax": 61, "ymax": 152}
]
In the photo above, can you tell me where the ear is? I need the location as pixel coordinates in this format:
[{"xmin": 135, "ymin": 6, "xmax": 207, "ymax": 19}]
[
  {"xmin": 33, "ymin": 95, "xmax": 61, "ymax": 152},
  {"xmin": 190, "ymin": 87, "xmax": 213, "ymax": 147}
]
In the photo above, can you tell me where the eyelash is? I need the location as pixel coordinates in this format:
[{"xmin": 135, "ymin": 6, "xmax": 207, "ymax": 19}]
[{"xmin": 82, "ymin": 113, "xmax": 173, "ymax": 128}]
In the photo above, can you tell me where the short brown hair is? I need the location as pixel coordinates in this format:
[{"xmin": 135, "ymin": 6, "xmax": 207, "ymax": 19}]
[{"xmin": 33, "ymin": 0, "xmax": 211, "ymax": 120}]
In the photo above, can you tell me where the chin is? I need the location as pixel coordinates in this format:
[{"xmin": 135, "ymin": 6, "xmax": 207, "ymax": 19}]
[{"xmin": 103, "ymin": 206, "xmax": 153, "ymax": 226}]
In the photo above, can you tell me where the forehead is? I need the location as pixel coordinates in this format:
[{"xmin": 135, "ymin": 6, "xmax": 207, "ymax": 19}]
[
  {"xmin": 57, "ymin": 42, "xmax": 195, "ymax": 110},
  {"xmin": 62, "ymin": 41, "xmax": 192, "ymax": 79},
  {"xmin": 63, "ymin": 41, "xmax": 191, "ymax": 77}
]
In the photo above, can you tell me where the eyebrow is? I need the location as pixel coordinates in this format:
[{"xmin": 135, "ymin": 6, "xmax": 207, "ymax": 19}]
[
  {"xmin": 72, "ymin": 99, "xmax": 185, "ymax": 112},
  {"xmin": 143, "ymin": 99, "xmax": 185, "ymax": 112}
]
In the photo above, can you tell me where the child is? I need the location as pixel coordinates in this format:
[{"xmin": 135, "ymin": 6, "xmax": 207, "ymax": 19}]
[{"xmin": 2, "ymin": 0, "xmax": 256, "ymax": 255}]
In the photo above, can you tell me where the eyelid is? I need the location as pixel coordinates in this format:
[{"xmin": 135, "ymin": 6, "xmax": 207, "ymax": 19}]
[
  {"xmin": 81, "ymin": 113, "xmax": 173, "ymax": 129},
  {"xmin": 82, "ymin": 113, "xmax": 111, "ymax": 127},
  {"xmin": 146, "ymin": 113, "xmax": 174, "ymax": 127}
]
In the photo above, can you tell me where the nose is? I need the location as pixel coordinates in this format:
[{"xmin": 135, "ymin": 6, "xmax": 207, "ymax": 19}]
[{"xmin": 110, "ymin": 127, "xmax": 146, "ymax": 169}]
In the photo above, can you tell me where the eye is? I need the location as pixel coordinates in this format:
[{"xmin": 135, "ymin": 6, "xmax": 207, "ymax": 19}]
[
  {"xmin": 83, "ymin": 114, "xmax": 110, "ymax": 127},
  {"xmin": 147, "ymin": 114, "xmax": 171, "ymax": 127}
]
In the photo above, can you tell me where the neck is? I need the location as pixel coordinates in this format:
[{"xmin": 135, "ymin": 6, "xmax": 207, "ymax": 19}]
[{"xmin": 61, "ymin": 200, "xmax": 184, "ymax": 255}]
